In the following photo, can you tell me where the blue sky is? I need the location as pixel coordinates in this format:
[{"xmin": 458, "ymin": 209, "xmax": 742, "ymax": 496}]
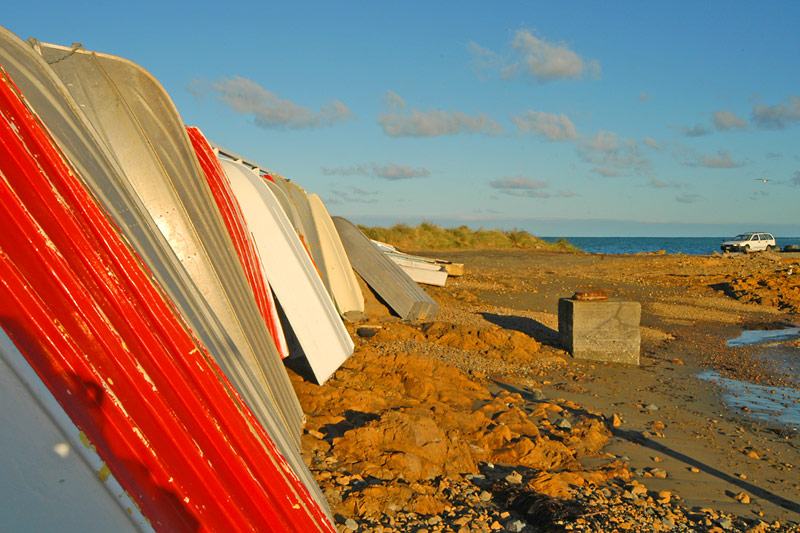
[{"xmin": 4, "ymin": 2, "xmax": 800, "ymax": 236}]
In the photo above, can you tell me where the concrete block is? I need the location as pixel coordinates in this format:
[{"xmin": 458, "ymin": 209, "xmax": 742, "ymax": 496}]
[{"xmin": 558, "ymin": 298, "xmax": 641, "ymax": 365}]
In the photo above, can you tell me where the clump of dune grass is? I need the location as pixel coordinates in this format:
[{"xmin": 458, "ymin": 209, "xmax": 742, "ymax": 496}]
[{"xmin": 358, "ymin": 222, "xmax": 581, "ymax": 252}]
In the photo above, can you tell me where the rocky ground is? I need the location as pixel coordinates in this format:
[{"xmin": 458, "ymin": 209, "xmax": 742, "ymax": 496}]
[{"xmin": 289, "ymin": 250, "xmax": 800, "ymax": 532}]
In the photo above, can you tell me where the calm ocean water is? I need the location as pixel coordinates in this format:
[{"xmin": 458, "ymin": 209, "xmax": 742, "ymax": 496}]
[{"xmin": 543, "ymin": 236, "xmax": 800, "ymax": 255}]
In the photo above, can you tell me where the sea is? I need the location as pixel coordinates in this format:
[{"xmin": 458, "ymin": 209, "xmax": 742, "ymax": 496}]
[{"xmin": 541, "ymin": 236, "xmax": 800, "ymax": 256}]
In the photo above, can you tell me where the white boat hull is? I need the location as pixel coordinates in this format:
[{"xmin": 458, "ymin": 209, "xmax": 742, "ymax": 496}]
[
  {"xmin": 389, "ymin": 256, "xmax": 448, "ymax": 286},
  {"xmin": 306, "ymin": 193, "xmax": 366, "ymax": 320},
  {"xmin": 221, "ymin": 160, "xmax": 353, "ymax": 385}
]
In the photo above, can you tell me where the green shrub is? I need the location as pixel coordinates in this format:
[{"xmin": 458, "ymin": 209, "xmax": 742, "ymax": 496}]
[{"xmin": 358, "ymin": 224, "xmax": 580, "ymax": 252}]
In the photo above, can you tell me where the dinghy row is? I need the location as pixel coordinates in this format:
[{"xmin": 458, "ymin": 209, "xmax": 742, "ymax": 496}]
[{"xmin": 0, "ymin": 26, "xmax": 456, "ymax": 531}]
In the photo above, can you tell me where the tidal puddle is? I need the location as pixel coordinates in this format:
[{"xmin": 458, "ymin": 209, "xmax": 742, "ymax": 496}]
[
  {"xmin": 727, "ymin": 326, "xmax": 800, "ymax": 347},
  {"xmin": 698, "ymin": 371, "xmax": 800, "ymax": 431},
  {"xmin": 699, "ymin": 326, "xmax": 800, "ymax": 431}
]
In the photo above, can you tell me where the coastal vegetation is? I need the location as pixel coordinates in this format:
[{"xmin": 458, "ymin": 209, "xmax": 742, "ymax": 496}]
[{"xmin": 358, "ymin": 222, "xmax": 580, "ymax": 251}]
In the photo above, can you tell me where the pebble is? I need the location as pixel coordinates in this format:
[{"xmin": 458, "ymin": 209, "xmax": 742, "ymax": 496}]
[
  {"xmin": 555, "ymin": 417, "xmax": 572, "ymax": 429},
  {"xmin": 505, "ymin": 520, "xmax": 526, "ymax": 532},
  {"xmin": 345, "ymin": 518, "xmax": 359, "ymax": 531},
  {"xmin": 645, "ymin": 403, "xmax": 659, "ymax": 411}
]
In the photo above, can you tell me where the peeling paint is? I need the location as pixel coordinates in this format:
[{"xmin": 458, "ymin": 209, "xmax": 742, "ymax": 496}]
[
  {"xmin": 78, "ymin": 431, "xmax": 96, "ymax": 453},
  {"xmin": 136, "ymin": 362, "xmax": 157, "ymax": 392},
  {"xmin": 130, "ymin": 426, "xmax": 150, "ymax": 449},
  {"xmin": 97, "ymin": 464, "xmax": 111, "ymax": 482}
]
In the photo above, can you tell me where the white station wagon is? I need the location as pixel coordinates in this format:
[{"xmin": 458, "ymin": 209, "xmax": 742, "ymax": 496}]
[{"xmin": 721, "ymin": 232, "xmax": 777, "ymax": 253}]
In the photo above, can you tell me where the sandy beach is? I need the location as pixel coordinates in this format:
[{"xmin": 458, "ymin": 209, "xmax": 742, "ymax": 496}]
[{"xmin": 291, "ymin": 249, "xmax": 800, "ymax": 533}]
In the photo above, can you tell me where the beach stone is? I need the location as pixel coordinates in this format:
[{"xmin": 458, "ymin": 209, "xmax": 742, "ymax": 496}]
[
  {"xmin": 554, "ymin": 417, "xmax": 572, "ymax": 429},
  {"xmin": 345, "ymin": 518, "xmax": 359, "ymax": 531},
  {"xmin": 607, "ymin": 413, "xmax": 623, "ymax": 427},
  {"xmin": 506, "ymin": 520, "xmax": 526, "ymax": 532},
  {"xmin": 649, "ymin": 468, "xmax": 668, "ymax": 479},
  {"xmin": 558, "ymin": 298, "xmax": 641, "ymax": 365},
  {"xmin": 530, "ymin": 390, "xmax": 546, "ymax": 401}
]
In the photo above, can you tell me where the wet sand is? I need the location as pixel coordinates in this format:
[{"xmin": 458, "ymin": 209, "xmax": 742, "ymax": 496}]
[{"xmin": 293, "ymin": 250, "xmax": 800, "ymax": 532}]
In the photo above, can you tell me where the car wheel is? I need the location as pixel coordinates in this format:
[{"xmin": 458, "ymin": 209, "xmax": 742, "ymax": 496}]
[
  {"xmin": 743, "ymin": 244, "xmax": 750, "ymax": 253},
  {"xmin": 767, "ymin": 245, "xmax": 777, "ymax": 251}
]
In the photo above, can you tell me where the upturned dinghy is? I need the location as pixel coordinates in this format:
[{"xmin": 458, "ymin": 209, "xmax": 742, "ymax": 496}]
[
  {"xmin": 0, "ymin": 27, "xmax": 327, "ymax": 514},
  {"xmin": 187, "ymin": 126, "xmax": 289, "ymax": 359},
  {"xmin": 372, "ymin": 239, "xmax": 463, "ymax": 278},
  {"xmin": 307, "ymin": 193, "xmax": 367, "ymax": 320},
  {"xmin": 333, "ymin": 217, "xmax": 438, "ymax": 319},
  {"xmin": 0, "ymin": 69, "xmax": 334, "ymax": 530},
  {"xmin": 34, "ymin": 40, "xmax": 302, "ymax": 439},
  {"xmin": 221, "ymin": 159, "xmax": 354, "ymax": 384}
]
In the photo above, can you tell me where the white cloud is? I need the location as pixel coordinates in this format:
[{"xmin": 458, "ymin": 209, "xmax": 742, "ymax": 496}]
[
  {"xmin": 642, "ymin": 137, "xmax": 660, "ymax": 150},
  {"xmin": 674, "ymin": 124, "xmax": 711, "ymax": 137},
  {"xmin": 207, "ymin": 76, "xmax": 354, "ymax": 129},
  {"xmin": 374, "ymin": 163, "xmax": 430, "ymax": 180},
  {"xmin": 469, "ymin": 29, "xmax": 600, "ymax": 83},
  {"xmin": 489, "ymin": 175, "xmax": 558, "ymax": 198},
  {"xmin": 377, "ymin": 108, "xmax": 504, "ymax": 137},
  {"xmin": 643, "ymin": 178, "xmax": 681, "ymax": 189},
  {"xmin": 467, "ymin": 41, "xmax": 502, "ymax": 75},
  {"xmin": 676, "ymin": 147, "xmax": 745, "ymax": 168},
  {"xmin": 578, "ymin": 132, "xmax": 651, "ymax": 176},
  {"xmin": 676, "ymin": 193, "xmax": 701, "ymax": 204},
  {"xmin": 587, "ymin": 131, "xmax": 618, "ymax": 152},
  {"xmin": 591, "ymin": 167, "xmax": 623, "ymax": 177},
  {"xmin": 383, "ymin": 91, "xmax": 407, "ymax": 111},
  {"xmin": 512, "ymin": 111, "xmax": 577, "ymax": 141},
  {"xmin": 711, "ymin": 110, "xmax": 747, "ymax": 130},
  {"xmin": 377, "ymin": 91, "xmax": 503, "ymax": 137},
  {"xmin": 752, "ymin": 95, "xmax": 800, "ymax": 129},
  {"xmin": 326, "ymin": 186, "xmax": 379, "ymax": 205},
  {"xmin": 697, "ymin": 149, "xmax": 743, "ymax": 169},
  {"xmin": 322, "ymin": 163, "xmax": 430, "ymax": 180}
]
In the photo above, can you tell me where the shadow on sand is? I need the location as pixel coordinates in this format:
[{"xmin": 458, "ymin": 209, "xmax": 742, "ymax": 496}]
[
  {"xmin": 480, "ymin": 312, "xmax": 561, "ymax": 349},
  {"xmin": 613, "ymin": 427, "xmax": 800, "ymax": 514},
  {"xmin": 493, "ymin": 380, "xmax": 800, "ymax": 516}
]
